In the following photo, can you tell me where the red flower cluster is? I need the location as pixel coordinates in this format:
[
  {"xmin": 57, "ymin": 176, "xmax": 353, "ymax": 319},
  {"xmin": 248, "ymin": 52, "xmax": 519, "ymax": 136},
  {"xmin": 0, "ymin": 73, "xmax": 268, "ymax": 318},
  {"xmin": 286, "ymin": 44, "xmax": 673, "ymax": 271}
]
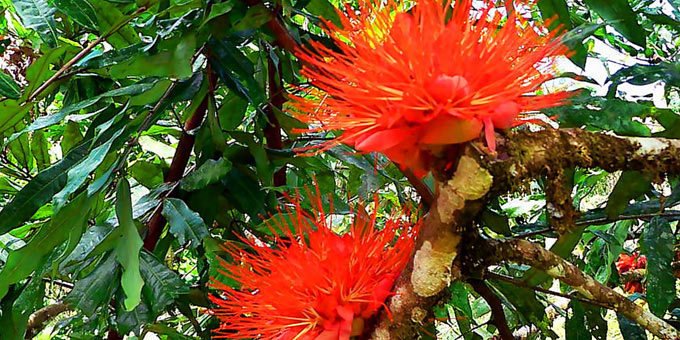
[
  {"xmin": 290, "ymin": 0, "xmax": 571, "ymax": 175},
  {"xmin": 616, "ymin": 252, "xmax": 647, "ymax": 293},
  {"xmin": 209, "ymin": 198, "xmax": 418, "ymax": 339}
]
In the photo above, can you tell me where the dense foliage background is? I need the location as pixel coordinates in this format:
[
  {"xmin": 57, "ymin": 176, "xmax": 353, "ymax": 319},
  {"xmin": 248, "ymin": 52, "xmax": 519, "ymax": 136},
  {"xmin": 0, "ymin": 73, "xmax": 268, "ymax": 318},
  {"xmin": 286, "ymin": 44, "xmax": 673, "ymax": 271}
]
[{"xmin": 0, "ymin": 0, "xmax": 678, "ymax": 338}]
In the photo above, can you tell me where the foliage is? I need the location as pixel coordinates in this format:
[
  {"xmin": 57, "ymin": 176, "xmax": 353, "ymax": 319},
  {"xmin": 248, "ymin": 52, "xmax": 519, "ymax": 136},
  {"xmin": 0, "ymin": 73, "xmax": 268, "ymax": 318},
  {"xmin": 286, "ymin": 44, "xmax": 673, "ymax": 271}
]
[{"xmin": 0, "ymin": 0, "xmax": 677, "ymax": 338}]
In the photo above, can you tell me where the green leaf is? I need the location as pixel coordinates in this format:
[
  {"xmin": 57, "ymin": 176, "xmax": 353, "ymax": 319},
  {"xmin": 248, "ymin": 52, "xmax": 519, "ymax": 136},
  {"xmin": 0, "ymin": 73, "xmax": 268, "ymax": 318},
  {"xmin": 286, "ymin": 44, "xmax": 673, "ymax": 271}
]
[
  {"xmin": 7, "ymin": 127, "xmax": 33, "ymax": 171},
  {"xmin": 0, "ymin": 71, "xmax": 21, "ymax": 99},
  {"xmin": 640, "ymin": 217, "xmax": 675, "ymax": 316},
  {"xmin": 566, "ymin": 301, "xmax": 590, "ymax": 340},
  {"xmin": 204, "ymin": 0, "xmax": 235, "ymax": 24},
  {"xmin": 91, "ymin": 1, "xmax": 141, "ymax": 49},
  {"xmin": 130, "ymin": 160, "xmax": 164, "ymax": 189},
  {"xmin": 52, "ymin": 0, "xmax": 98, "ymax": 29},
  {"xmin": 114, "ymin": 178, "xmax": 145, "ymax": 312},
  {"xmin": 305, "ymin": 0, "xmax": 341, "ymax": 26},
  {"xmin": 0, "ymin": 276, "xmax": 45, "ymax": 339},
  {"xmin": 116, "ymin": 298, "xmax": 152, "ymax": 335},
  {"xmin": 64, "ymin": 253, "xmax": 120, "ymax": 316},
  {"xmin": 492, "ymin": 280, "xmax": 554, "ymax": 336},
  {"xmin": 109, "ymin": 34, "xmax": 197, "ymax": 79},
  {"xmin": 53, "ymin": 129, "xmax": 124, "ymax": 209},
  {"xmin": 583, "ymin": 0, "xmax": 646, "ymax": 47},
  {"xmin": 139, "ymin": 251, "xmax": 189, "ymax": 315},
  {"xmin": 30, "ymin": 130, "xmax": 51, "ymax": 171},
  {"xmin": 162, "ymin": 198, "xmax": 210, "ymax": 249},
  {"xmin": 582, "ymin": 305, "xmax": 608, "ymax": 339},
  {"xmin": 0, "ymin": 141, "xmax": 88, "ymax": 233},
  {"xmin": 14, "ymin": 0, "xmax": 59, "ymax": 47},
  {"xmin": 223, "ymin": 167, "xmax": 266, "ymax": 218},
  {"xmin": 61, "ymin": 121, "xmax": 83, "ymax": 155},
  {"xmin": 0, "ymin": 193, "xmax": 91, "ymax": 299},
  {"xmin": 180, "ymin": 158, "xmax": 232, "ymax": 191},
  {"xmin": 605, "ymin": 171, "xmax": 652, "ymax": 219},
  {"xmin": 617, "ymin": 314, "xmax": 647, "ymax": 340}
]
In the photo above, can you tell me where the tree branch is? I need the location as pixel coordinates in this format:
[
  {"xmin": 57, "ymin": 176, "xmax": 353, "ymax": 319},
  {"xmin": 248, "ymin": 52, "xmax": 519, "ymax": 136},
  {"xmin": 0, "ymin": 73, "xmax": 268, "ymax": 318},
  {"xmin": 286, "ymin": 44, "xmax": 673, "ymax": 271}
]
[
  {"xmin": 490, "ymin": 238, "xmax": 679, "ymax": 339},
  {"xmin": 143, "ymin": 70, "xmax": 215, "ymax": 251},
  {"xmin": 25, "ymin": 302, "xmax": 70, "ymax": 339},
  {"xmin": 468, "ymin": 279, "xmax": 514, "ymax": 339}
]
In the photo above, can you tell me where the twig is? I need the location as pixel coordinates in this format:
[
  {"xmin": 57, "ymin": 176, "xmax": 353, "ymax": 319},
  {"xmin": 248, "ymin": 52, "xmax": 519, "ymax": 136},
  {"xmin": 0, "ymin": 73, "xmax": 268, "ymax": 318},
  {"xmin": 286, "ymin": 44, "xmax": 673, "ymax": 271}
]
[
  {"xmin": 486, "ymin": 272, "xmax": 610, "ymax": 309},
  {"xmin": 142, "ymin": 70, "xmax": 215, "ymax": 251},
  {"xmin": 27, "ymin": 7, "xmax": 148, "ymax": 102},
  {"xmin": 402, "ymin": 168, "xmax": 435, "ymax": 208},
  {"xmin": 468, "ymin": 279, "xmax": 514, "ymax": 340}
]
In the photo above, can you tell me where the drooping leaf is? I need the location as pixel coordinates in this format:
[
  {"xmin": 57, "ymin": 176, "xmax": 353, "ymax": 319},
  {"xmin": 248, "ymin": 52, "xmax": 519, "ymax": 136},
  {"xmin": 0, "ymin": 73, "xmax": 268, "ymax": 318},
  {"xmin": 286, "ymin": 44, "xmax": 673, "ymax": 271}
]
[
  {"xmin": 640, "ymin": 217, "xmax": 675, "ymax": 316},
  {"xmin": 30, "ymin": 130, "xmax": 51, "ymax": 171},
  {"xmin": 0, "ymin": 193, "xmax": 92, "ymax": 299},
  {"xmin": 139, "ymin": 251, "xmax": 189, "ymax": 315},
  {"xmin": 0, "ymin": 71, "xmax": 21, "ymax": 99},
  {"xmin": 64, "ymin": 253, "xmax": 120, "ymax": 316},
  {"xmin": 162, "ymin": 198, "xmax": 210, "ymax": 249},
  {"xmin": 114, "ymin": 178, "xmax": 145, "ymax": 312},
  {"xmin": 0, "ymin": 142, "xmax": 85, "ymax": 232}
]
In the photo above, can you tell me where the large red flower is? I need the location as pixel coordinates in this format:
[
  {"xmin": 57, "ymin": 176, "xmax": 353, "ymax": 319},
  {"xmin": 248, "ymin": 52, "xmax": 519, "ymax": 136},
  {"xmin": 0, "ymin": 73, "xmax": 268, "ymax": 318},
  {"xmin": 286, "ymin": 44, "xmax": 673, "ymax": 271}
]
[
  {"xmin": 209, "ymin": 197, "xmax": 418, "ymax": 339},
  {"xmin": 290, "ymin": 0, "xmax": 571, "ymax": 175}
]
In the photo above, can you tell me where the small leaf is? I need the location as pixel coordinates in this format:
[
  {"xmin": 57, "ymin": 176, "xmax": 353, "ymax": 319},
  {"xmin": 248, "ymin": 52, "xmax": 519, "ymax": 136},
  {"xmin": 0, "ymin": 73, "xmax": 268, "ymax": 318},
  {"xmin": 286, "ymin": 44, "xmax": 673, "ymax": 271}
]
[
  {"xmin": 30, "ymin": 130, "xmax": 51, "ymax": 171},
  {"xmin": 640, "ymin": 217, "xmax": 675, "ymax": 316},
  {"xmin": 14, "ymin": 0, "xmax": 59, "ymax": 47},
  {"xmin": 181, "ymin": 158, "xmax": 232, "ymax": 191},
  {"xmin": 64, "ymin": 253, "xmax": 120, "ymax": 316},
  {"xmin": 114, "ymin": 178, "xmax": 145, "ymax": 311},
  {"xmin": 162, "ymin": 198, "xmax": 210, "ymax": 249}
]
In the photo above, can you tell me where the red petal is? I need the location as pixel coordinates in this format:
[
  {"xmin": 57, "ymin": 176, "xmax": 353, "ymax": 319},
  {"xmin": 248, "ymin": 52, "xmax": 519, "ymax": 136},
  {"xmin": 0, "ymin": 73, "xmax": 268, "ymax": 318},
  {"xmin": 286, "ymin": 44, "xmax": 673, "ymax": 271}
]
[
  {"xmin": 419, "ymin": 116, "xmax": 482, "ymax": 145},
  {"xmin": 355, "ymin": 128, "xmax": 415, "ymax": 152}
]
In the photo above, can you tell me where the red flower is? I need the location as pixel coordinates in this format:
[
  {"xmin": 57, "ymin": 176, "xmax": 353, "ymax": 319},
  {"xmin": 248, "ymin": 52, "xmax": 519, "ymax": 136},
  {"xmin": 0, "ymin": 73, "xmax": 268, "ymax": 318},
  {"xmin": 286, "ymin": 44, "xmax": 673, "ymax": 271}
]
[
  {"xmin": 290, "ymin": 0, "xmax": 571, "ymax": 175},
  {"xmin": 616, "ymin": 252, "xmax": 647, "ymax": 294},
  {"xmin": 616, "ymin": 252, "xmax": 647, "ymax": 274},
  {"xmin": 209, "ymin": 197, "xmax": 418, "ymax": 339}
]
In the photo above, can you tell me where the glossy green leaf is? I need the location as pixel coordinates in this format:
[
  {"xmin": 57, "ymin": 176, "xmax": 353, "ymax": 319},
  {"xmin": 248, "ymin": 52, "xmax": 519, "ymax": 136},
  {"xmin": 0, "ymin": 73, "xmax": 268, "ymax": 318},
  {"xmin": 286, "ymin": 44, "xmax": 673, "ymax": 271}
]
[
  {"xmin": 91, "ymin": 1, "xmax": 141, "ymax": 49},
  {"xmin": 640, "ymin": 217, "xmax": 675, "ymax": 316},
  {"xmin": 7, "ymin": 127, "xmax": 33, "ymax": 171},
  {"xmin": 64, "ymin": 253, "xmax": 120, "ymax": 316},
  {"xmin": 13, "ymin": 0, "xmax": 59, "ymax": 47},
  {"xmin": 162, "ymin": 198, "xmax": 210, "ymax": 249},
  {"xmin": 566, "ymin": 301, "xmax": 590, "ymax": 339},
  {"xmin": 139, "ymin": 251, "xmax": 189, "ymax": 315},
  {"xmin": 114, "ymin": 178, "xmax": 145, "ymax": 311}
]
